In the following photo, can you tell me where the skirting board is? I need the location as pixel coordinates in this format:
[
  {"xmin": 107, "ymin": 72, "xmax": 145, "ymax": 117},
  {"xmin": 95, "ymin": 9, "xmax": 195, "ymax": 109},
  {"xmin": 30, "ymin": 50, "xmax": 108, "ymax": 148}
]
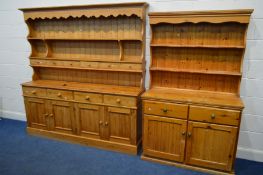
[
  {"xmin": 0, "ymin": 110, "xmax": 26, "ymax": 121},
  {"xmin": 1, "ymin": 110, "xmax": 263, "ymax": 162}
]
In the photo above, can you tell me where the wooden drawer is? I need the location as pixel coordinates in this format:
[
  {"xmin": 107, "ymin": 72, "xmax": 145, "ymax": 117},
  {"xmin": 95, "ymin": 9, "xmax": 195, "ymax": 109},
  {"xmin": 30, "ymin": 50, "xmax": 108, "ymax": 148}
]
[
  {"xmin": 30, "ymin": 59, "xmax": 47, "ymax": 66},
  {"xmin": 144, "ymin": 101, "xmax": 188, "ymax": 119},
  {"xmin": 74, "ymin": 92, "xmax": 103, "ymax": 103},
  {"xmin": 47, "ymin": 89, "xmax": 73, "ymax": 100},
  {"xmin": 99, "ymin": 62, "xmax": 120, "ymax": 69},
  {"xmin": 63, "ymin": 61, "xmax": 80, "ymax": 67},
  {"xmin": 104, "ymin": 95, "xmax": 136, "ymax": 107},
  {"xmin": 189, "ymin": 106, "xmax": 240, "ymax": 126},
  {"xmin": 80, "ymin": 61, "xmax": 99, "ymax": 68},
  {"xmin": 23, "ymin": 87, "xmax": 47, "ymax": 97},
  {"xmin": 120, "ymin": 63, "xmax": 142, "ymax": 70}
]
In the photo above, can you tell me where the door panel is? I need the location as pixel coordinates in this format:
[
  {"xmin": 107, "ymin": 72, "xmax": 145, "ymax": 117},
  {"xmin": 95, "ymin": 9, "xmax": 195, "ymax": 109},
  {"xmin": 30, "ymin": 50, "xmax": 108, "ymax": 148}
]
[
  {"xmin": 75, "ymin": 103, "xmax": 103, "ymax": 139},
  {"xmin": 186, "ymin": 121, "xmax": 237, "ymax": 171},
  {"xmin": 143, "ymin": 115, "xmax": 187, "ymax": 162},
  {"xmin": 105, "ymin": 107, "xmax": 132, "ymax": 144},
  {"xmin": 24, "ymin": 97, "xmax": 48, "ymax": 130},
  {"xmin": 48, "ymin": 100, "xmax": 75, "ymax": 134}
]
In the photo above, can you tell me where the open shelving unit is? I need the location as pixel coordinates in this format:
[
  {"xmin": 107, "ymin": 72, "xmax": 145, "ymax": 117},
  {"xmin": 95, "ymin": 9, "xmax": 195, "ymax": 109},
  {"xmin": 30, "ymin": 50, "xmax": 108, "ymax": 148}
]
[{"xmin": 20, "ymin": 2, "xmax": 147, "ymax": 155}]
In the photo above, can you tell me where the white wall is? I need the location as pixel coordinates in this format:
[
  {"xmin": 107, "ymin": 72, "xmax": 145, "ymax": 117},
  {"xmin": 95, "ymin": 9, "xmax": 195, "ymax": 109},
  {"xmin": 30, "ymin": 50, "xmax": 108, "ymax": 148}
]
[{"xmin": 0, "ymin": 0, "xmax": 263, "ymax": 162}]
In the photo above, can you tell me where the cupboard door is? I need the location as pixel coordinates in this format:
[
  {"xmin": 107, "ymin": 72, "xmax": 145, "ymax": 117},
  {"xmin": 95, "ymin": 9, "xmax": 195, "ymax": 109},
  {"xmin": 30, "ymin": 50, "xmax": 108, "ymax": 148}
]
[
  {"xmin": 75, "ymin": 103, "xmax": 103, "ymax": 139},
  {"xmin": 185, "ymin": 122, "xmax": 237, "ymax": 171},
  {"xmin": 48, "ymin": 100, "xmax": 75, "ymax": 134},
  {"xmin": 24, "ymin": 97, "xmax": 48, "ymax": 130},
  {"xmin": 143, "ymin": 115, "xmax": 187, "ymax": 162},
  {"xmin": 105, "ymin": 107, "xmax": 133, "ymax": 144}
]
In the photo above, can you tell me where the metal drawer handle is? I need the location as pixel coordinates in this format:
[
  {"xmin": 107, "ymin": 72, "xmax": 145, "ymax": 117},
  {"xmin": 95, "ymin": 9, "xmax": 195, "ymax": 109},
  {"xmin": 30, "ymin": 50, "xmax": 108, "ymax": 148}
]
[
  {"xmin": 211, "ymin": 113, "xmax": 216, "ymax": 119},
  {"xmin": 161, "ymin": 108, "xmax": 169, "ymax": 113}
]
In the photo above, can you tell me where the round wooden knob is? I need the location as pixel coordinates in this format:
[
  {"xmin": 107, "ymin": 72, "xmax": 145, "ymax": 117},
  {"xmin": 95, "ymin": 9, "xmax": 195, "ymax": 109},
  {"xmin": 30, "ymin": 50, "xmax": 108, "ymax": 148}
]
[
  {"xmin": 57, "ymin": 93, "xmax": 62, "ymax": 97},
  {"xmin": 116, "ymin": 99, "xmax": 121, "ymax": 103},
  {"xmin": 49, "ymin": 114, "xmax": 54, "ymax": 117},
  {"xmin": 99, "ymin": 121, "xmax": 103, "ymax": 125},
  {"xmin": 108, "ymin": 65, "xmax": 112, "ymax": 68},
  {"xmin": 85, "ymin": 96, "xmax": 90, "ymax": 100},
  {"xmin": 31, "ymin": 90, "xmax": 36, "ymax": 94},
  {"xmin": 44, "ymin": 113, "xmax": 48, "ymax": 117},
  {"xmin": 104, "ymin": 122, "xmax": 109, "ymax": 126},
  {"xmin": 188, "ymin": 132, "xmax": 192, "ymax": 138}
]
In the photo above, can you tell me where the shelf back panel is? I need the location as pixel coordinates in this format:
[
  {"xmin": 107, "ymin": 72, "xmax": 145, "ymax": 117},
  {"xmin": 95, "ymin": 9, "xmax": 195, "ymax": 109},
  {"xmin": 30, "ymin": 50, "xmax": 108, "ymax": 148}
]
[
  {"xmin": 28, "ymin": 16, "xmax": 142, "ymax": 40},
  {"xmin": 50, "ymin": 40, "xmax": 120, "ymax": 61},
  {"xmin": 30, "ymin": 40, "xmax": 47, "ymax": 57},
  {"xmin": 151, "ymin": 71, "xmax": 239, "ymax": 93},
  {"xmin": 37, "ymin": 68, "xmax": 141, "ymax": 87},
  {"xmin": 152, "ymin": 47, "xmax": 243, "ymax": 73},
  {"xmin": 151, "ymin": 22, "xmax": 247, "ymax": 47}
]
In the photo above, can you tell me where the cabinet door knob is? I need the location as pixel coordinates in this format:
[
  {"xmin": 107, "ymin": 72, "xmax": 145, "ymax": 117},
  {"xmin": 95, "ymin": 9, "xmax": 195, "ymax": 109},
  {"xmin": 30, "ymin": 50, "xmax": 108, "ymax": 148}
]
[
  {"xmin": 49, "ymin": 114, "xmax": 54, "ymax": 117},
  {"xmin": 99, "ymin": 121, "xmax": 103, "ymax": 125},
  {"xmin": 31, "ymin": 90, "xmax": 36, "ymax": 94},
  {"xmin": 182, "ymin": 132, "xmax": 186, "ymax": 136},
  {"xmin": 187, "ymin": 132, "xmax": 192, "ymax": 138},
  {"xmin": 44, "ymin": 113, "xmax": 49, "ymax": 117},
  {"xmin": 104, "ymin": 122, "xmax": 109, "ymax": 126},
  {"xmin": 211, "ymin": 113, "xmax": 216, "ymax": 119},
  {"xmin": 116, "ymin": 99, "xmax": 121, "ymax": 103},
  {"xmin": 57, "ymin": 93, "xmax": 62, "ymax": 97},
  {"xmin": 85, "ymin": 96, "xmax": 90, "ymax": 100},
  {"xmin": 162, "ymin": 108, "xmax": 168, "ymax": 113}
]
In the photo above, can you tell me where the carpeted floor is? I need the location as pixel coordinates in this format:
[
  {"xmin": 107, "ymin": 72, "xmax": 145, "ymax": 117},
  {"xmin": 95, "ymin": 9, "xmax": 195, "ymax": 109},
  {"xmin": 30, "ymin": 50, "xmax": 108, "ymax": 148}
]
[{"xmin": 0, "ymin": 118, "xmax": 262, "ymax": 175}]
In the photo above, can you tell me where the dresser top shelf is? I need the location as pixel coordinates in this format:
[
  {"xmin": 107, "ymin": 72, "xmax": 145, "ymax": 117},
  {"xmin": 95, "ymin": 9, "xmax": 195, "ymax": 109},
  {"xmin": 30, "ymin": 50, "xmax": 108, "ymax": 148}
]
[
  {"xmin": 22, "ymin": 80, "xmax": 143, "ymax": 97},
  {"xmin": 142, "ymin": 87, "xmax": 244, "ymax": 109}
]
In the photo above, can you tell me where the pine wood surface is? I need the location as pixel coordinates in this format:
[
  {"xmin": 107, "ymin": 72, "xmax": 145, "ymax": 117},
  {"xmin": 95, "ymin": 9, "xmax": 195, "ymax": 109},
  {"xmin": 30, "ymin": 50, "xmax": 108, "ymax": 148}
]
[
  {"xmin": 22, "ymin": 80, "xmax": 143, "ymax": 97},
  {"xmin": 142, "ymin": 9, "xmax": 252, "ymax": 173},
  {"xmin": 142, "ymin": 87, "xmax": 243, "ymax": 109},
  {"xmin": 21, "ymin": 2, "xmax": 147, "ymax": 154}
]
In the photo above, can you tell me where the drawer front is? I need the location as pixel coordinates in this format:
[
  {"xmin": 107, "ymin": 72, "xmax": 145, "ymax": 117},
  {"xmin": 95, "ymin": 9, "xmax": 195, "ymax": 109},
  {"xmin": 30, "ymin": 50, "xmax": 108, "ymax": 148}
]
[
  {"xmin": 80, "ymin": 61, "xmax": 99, "ymax": 69},
  {"xmin": 23, "ymin": 87, "xmax": 47, "ymax": 97},
  {"xmin": 74, "ymin": 92, "xmax": 103, "ymax": 103},
  {"xmin": 104, "ymin": 95, "xmax": 136, "ymax": 107},
  {"xmin": 47, "ymin": 89, "xmax": 73, "ymax": 100},
  {"xmin": 99, "ymin": 63, "xmax": 119, "ymax": 69},
  {"xmin": 30, "ymin": 59, "xmax": 47, "ymax": 66},
  {"xmin": 63, "ymin": 61, "xmax": 80, "ymax": 67},
  {"xmin": 120, "ymin": 63, "xmax": 142, "ymax": 70},
  {"xmin": 144, "ymin": 101, "xmax": 188, "ymax": 119},
  {"xmin": 189, "ymin": 106, "xmax": 240, "ymax": 126}
]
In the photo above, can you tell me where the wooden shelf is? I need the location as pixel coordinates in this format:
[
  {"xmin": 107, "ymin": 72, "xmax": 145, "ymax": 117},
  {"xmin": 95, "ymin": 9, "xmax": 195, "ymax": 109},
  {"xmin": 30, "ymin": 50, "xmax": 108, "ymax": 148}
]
[
  {"xmin": 151, "ymin": 43, "xmax": 245, "ymax": 49},
  {"xmin": 150, "ymin": 67, "xmax": 241, "ymax": 76},
  {"xmin": 142, "ymin": 87, "xmax": 244, "ymax": 109},
  {"xmin": 29, "ymin": 57, "xmax": 143, "ymax": 64},
  {"xmin": 28, "ymin": 37, "xmax": 143, "ymax": 41},
  {"xmin": 31, "ymin": 65, "xmax": 143, "ymax": 73},
  {"xmin": 22, "ymin": 80, "xmax": 143, "ymax": 97}
]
